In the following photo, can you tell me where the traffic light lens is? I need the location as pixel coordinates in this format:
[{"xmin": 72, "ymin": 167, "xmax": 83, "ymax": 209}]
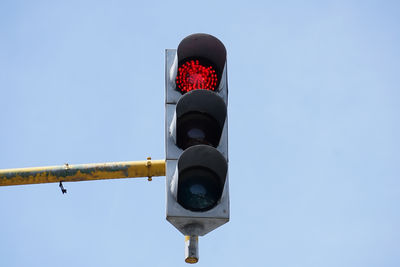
[
  {"xmin": 176, "ymin": 60, "xmax": 218, "ymax": 93},
  {"xmin": 178, "ymin": 167, "xmax": 222, "ymax": 212},
  {"xmin": 177, "ymin": 112, "xmax": 221, "ymax": 149},
  {"xmin": 190, "ymin": 184, "xmax": 206, "ymax": 195},
  {"xmin": 187, "ymin": 128, "xmax": 206, "ymax": 140}
]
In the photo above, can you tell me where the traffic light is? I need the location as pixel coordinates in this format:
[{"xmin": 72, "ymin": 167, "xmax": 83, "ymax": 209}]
[{"xmin": 165, "ymin": 33, "xmax": 228, "ymax": 263}]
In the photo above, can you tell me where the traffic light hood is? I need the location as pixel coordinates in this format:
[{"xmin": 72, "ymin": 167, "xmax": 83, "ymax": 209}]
[{"xmin": 177, "ymin": 33, "xmax": 226, "ymax": 80}]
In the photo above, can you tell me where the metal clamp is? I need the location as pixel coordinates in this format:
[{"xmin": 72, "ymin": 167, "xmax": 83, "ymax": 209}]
[{"xmin": 146, "ymin": 157, "xmax": 152, "ymax": 181}]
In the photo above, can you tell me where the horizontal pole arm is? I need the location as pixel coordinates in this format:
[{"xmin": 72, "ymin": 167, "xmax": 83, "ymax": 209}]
[{"xmin": 0, "ymin": 159, "xmax": 166, "ymax": 186}]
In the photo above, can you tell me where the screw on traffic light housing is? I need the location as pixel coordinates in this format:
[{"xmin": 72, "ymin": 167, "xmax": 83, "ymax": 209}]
[{"xmin": 165, "ymin": 33, "xmax": 228, "ymax": 263}]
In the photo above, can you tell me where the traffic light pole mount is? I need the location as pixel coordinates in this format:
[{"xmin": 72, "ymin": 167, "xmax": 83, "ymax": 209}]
[
  {"xmin": 0, "ymin": 158, "xmax": 166, "ymax": 186},
  {"xmin": 185, "ymin": 235, "xmax": 199, "ymax": 264}
]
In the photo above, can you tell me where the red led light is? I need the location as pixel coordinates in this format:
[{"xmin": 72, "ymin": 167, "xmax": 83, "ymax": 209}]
[{"xmin": 176, "ymin": 60, "xmax": 218, "ymax": 93}]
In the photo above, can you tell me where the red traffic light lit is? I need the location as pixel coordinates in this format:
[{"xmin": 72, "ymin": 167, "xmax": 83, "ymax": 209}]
[{"xmin": 176, "ymin": 60, "xmax": 218, "ymax": 93}]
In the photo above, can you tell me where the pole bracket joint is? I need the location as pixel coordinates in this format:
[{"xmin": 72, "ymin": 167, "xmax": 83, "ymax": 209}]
[{"xmin": 146, "ymin": 157, "xmax": 153, "ymax": 181}]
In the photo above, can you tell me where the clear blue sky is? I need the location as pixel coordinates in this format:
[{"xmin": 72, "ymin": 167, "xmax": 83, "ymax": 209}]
[{"xmin": 1, "ymin": 1, "xmax": 399, "ymax": 266}]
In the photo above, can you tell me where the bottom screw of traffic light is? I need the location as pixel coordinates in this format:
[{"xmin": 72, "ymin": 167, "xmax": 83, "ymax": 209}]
[{"xmin": 185, "ymin": 235, "xmax": 199, "ymax": 264}]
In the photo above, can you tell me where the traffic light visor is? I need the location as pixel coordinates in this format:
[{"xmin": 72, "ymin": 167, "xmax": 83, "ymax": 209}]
[
  {"xmin": 177, "ymin": 145, "xmax": 227, "ymax": 212},
  {"xmin": 177, "ymin": 33, "xmax": 226, "ymax": 94},
  {"xmin": 175, "ymin": 90, "xmax": 227, "ymax": 150}
]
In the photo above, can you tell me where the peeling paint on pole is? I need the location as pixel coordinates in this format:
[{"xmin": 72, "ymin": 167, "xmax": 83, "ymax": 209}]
[{"xmin": 0, "ymin": 160, "xmax": 166, "ymax": 186}]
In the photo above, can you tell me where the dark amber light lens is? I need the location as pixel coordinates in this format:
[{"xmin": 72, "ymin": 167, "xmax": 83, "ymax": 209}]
[
  {"xmin": 177, "ymin": 112, "xmax": 221, "ymax": 149},
  {"xmin": 176, "ymin": 60, "xmax": 218, "ymax": 93}
]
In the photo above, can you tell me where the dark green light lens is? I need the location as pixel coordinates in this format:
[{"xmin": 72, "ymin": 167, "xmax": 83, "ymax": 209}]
[{"xmin": 178, "ymin": 167, "xmax": 222, "ymax": 212}]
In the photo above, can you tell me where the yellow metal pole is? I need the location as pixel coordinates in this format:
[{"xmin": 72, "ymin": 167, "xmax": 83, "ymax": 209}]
[{"xmin": 0, "ymin": 158, "xmax": 165, "ymax": 186}]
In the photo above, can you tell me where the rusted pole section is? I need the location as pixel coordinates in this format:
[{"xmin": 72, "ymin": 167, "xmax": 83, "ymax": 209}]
[{"xmin": 0, "ymin": 158, "xmax": 165, "ymax": 186}]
